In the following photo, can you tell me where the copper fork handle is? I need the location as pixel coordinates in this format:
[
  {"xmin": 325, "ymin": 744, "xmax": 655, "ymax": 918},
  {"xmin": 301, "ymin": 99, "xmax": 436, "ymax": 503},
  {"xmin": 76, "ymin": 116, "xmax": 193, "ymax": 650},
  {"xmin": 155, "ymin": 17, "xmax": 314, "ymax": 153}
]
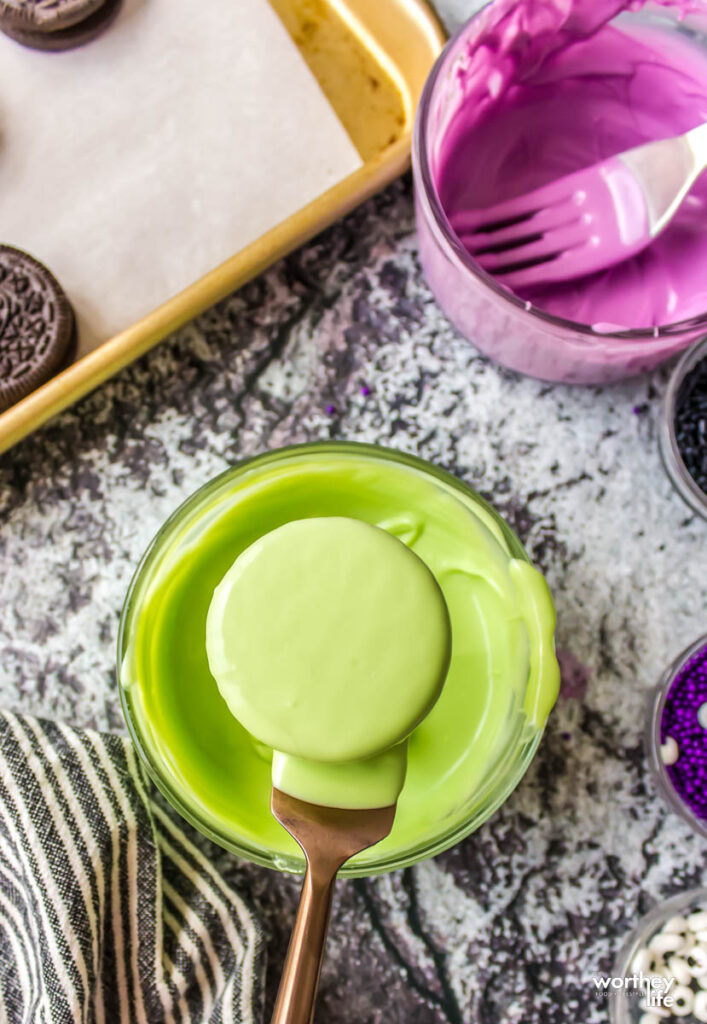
[
  {"xmin": 269, "ymin": 789, "xmax": 397, "ymax": 1024},
  {"xmin": 270, "ymin": 860, "xmax": 338, "ymax": 1024}
]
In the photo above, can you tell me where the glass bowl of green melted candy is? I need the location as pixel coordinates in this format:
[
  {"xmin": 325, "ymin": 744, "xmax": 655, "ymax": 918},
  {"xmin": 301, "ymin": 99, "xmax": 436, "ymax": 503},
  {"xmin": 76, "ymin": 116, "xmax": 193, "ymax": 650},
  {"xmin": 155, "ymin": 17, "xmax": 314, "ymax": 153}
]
[{"xmin": 119, "ymin": 443, "xmax": 559, "ymax": 875}]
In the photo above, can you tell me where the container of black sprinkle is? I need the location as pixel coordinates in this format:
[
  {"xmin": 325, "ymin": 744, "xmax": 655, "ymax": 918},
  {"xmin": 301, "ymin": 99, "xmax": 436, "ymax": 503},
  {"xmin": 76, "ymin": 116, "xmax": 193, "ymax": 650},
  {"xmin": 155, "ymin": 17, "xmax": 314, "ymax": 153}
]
[
  {"xmin": 646, "ymin": 634, "xmax": 707, "ymax": 839},
  {"xmin": 660, "ymin": 335, "xmax": 707, "ymax": 519}
]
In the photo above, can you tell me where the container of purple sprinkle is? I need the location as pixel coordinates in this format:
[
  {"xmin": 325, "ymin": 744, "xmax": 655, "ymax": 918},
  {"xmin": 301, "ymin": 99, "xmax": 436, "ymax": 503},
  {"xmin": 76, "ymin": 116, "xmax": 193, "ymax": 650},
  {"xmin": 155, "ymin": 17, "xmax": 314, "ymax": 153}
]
[
  {"xmin": 646, "ymin": 634, "xmax": 707, "ymax": 838},
  {"xmin": 660, "ymin": 334, "xmax": 707, "ymax": 520}
]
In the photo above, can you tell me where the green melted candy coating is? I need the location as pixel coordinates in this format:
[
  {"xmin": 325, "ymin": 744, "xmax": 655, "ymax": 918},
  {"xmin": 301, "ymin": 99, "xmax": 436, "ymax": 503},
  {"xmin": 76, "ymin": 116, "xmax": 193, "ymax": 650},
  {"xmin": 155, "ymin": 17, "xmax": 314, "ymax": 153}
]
[
  {"xmin": 122, "ymin": 448, "xmax": 559, "ymax": 868},
  {"xmin": 206, "ymin": 517, "xmax": 452, "ymax": 808}
]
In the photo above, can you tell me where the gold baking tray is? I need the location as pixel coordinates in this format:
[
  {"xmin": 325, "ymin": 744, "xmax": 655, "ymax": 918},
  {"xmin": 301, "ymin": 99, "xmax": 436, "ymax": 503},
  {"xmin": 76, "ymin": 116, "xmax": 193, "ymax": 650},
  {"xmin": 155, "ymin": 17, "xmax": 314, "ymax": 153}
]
[{"xmin": 0, "ymin": 0, "xmax": 444, "ymax": 454}]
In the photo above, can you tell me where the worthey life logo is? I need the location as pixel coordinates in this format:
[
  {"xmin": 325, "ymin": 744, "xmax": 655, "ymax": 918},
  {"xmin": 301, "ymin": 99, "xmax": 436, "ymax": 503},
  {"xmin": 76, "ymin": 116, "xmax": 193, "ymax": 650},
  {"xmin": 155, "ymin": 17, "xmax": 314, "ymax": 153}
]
[{"xmin": 591, "ymin": 972, "xmax": 677, "ymax": 1009}]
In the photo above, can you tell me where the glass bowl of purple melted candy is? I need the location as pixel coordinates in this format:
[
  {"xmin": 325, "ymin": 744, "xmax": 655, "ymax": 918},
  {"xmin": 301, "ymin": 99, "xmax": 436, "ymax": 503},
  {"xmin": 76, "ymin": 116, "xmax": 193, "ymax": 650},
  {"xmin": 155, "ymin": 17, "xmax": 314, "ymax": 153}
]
[
  {"xmin": 646, "ymin": 634, "xmax": 707, "ymax": 840},
  {"xmin": 413, "ymin": 1, "xmax": 707, "ymax": 384}
]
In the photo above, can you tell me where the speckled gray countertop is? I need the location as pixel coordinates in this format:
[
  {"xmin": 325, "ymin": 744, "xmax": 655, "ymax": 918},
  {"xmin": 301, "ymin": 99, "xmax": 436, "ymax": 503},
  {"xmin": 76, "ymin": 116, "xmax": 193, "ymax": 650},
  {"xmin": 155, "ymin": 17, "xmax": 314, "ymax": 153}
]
[{"xmin": 1, "ymin": 4, "xmax": 707, "ymax": 1021}]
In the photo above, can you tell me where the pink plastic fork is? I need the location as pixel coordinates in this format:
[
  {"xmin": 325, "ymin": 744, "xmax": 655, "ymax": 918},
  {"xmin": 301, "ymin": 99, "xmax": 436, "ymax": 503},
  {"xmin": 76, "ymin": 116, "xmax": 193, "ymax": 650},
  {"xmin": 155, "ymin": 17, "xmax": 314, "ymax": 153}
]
[{"xmin": 450, "ymin": 122, "xmax": 707, "ymax": 290}]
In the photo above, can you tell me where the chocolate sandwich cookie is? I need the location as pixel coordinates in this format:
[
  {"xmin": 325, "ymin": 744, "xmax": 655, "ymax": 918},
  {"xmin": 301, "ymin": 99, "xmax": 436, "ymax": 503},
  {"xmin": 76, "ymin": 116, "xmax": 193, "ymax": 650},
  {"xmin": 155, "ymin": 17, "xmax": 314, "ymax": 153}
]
[
  {"xmin": 0, "ymin": 0, "xmax": 121, "ymax": 50},
  {"xmin": 0, "ymin": 245, "xmax": 75, "ymax": 413}
]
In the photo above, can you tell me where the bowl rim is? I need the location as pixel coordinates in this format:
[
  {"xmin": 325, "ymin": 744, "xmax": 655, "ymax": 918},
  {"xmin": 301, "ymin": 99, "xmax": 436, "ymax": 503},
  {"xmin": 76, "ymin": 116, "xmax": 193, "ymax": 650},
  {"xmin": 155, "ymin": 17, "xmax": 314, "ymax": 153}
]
[
  {"xmin": 645, "ymin": 632, "xmax": 707, "ymax": 840},
  {"xmin": 118, "ymin": 440, "xmax": 547, "ymax": 876},
  {"xmin": 610, "ymin": 885, "xmax": 707, "ymax": 1024},
  {"xmin": 412, "ymin": 4, "xmax": 707, "ymax": 345},
  {"xmin": 658, "ymin": 334, "xmax": 707, "ymax": 520}
]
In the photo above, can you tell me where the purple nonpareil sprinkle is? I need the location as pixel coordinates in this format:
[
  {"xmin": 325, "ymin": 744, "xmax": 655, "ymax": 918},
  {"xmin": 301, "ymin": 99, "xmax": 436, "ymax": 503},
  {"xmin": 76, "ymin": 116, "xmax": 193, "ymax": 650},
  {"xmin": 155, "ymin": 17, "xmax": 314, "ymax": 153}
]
[
  {"xmin": 325, "ymin": 404, "xmax": 336, "ymax": 415},
  {"xmin": 660, "ymin": 642, "xmax": 707, "ymax": 820},
  {"xmin": 360, "ymin": 385, "xmax": 371, "ymax": 397}
]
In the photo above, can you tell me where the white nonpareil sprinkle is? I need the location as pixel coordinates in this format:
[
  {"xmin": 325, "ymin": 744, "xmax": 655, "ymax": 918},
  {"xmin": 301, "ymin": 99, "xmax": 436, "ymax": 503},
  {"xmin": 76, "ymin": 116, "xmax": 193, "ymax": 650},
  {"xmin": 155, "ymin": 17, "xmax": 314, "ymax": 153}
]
[
  {"xmin": 666, "ymin": 955, "xmax": 692, "ymax": 987},
  {"xmin": 663, "ymin": 916, "xmax": 690, "ymax": 935},
  {"xmin": 694, "ymin": 989, "xmax": 707, "ymax": 1022},
  {"xmin": 649, "ymin": 932, "xmax": 685, "ymax": 955},
  {"xmin": 660, "ymin": 737, "xmax": 679, "ymax": 765},
  {"xmin": 632, "ymin": 947, "xmax": 654, "ymax": 974},
  {"xmin": 698, "ymin": 702, "xmax": 707, "ymax": 730},
  {"xmin": 688, "ymin": 912, "xmax": 707, "ymax": 932},
  {"xmin": 639, "ymin": 997, "xmax": 669, "ymax": 1018},
  {"xmin": 669, "ymin": 984, "xmax": 695, "ymax": 1016},
  {"xmin": 684, "ymin": 946, "xmax": 707, "ymax": 977}
]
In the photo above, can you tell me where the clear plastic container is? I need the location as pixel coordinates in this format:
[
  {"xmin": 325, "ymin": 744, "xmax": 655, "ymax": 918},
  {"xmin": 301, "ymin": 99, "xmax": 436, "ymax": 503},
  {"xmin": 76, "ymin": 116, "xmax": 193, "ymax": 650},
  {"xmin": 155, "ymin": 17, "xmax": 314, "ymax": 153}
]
[
  {"xmin": 610, "ymin": 887, "xmax": 707, "ymax": 1024},
  {"xmin": 659, "ymin": 335, "xmax": 707, "ymax": 521},
  {"xmin": 413, "ymin": 6, "xmax": 707, "ymax": 384},
  {"xmin": 645, "ymin": 634, "xmax": 707, "ymax": 841}
]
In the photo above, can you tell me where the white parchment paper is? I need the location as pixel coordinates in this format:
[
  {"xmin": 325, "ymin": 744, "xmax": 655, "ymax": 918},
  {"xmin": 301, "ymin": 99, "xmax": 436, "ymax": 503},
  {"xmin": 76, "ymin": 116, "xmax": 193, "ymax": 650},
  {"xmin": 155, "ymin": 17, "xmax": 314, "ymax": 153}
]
[{"xmin": 0, "ymin": 0, "xmax": 362, "ymax": 354}]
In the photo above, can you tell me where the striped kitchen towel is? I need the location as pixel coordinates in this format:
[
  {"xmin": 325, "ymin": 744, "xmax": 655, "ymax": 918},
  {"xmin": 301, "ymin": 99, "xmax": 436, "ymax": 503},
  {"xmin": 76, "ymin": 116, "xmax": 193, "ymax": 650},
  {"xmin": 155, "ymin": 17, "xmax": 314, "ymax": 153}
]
[{"xmin": 0, "ymin": 710, "xmax": 264, "ymax": 1024}]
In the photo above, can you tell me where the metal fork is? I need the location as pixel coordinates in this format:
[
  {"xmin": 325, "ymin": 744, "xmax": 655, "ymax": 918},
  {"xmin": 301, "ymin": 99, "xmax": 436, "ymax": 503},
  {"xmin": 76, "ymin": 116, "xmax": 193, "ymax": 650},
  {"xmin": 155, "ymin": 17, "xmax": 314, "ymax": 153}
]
[{"xmin": 450, "ymin": 122, "xmax": 707, "ymax": 290}]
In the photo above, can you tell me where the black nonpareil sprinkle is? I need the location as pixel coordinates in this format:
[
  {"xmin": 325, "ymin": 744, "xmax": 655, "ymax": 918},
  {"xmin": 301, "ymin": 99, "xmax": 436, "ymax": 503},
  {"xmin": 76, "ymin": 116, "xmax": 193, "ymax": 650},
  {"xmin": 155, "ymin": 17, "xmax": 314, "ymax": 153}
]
[{"xmin": 675, "ymin": 355, "xmax": 707, "ymax": 495}]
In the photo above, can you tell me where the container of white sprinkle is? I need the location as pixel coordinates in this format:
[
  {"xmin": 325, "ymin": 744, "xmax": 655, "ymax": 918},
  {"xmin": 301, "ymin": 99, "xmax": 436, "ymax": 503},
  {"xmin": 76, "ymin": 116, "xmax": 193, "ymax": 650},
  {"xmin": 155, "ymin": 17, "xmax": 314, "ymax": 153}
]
[{"xmin": 610, "ymin": 888, "xmax": 707, "ymax": 1024}]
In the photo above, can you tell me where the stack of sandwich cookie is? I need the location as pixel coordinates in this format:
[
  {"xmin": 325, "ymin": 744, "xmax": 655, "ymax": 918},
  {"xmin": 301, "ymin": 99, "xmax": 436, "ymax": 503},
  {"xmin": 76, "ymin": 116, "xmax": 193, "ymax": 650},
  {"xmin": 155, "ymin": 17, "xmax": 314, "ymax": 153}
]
[
  {"xmin": 0, "ymin": 245, "xmax": 76, "ymax": 412},
  {"xmin": 0, "ymin": 0, "xmax": 121, "ymax": 50}
]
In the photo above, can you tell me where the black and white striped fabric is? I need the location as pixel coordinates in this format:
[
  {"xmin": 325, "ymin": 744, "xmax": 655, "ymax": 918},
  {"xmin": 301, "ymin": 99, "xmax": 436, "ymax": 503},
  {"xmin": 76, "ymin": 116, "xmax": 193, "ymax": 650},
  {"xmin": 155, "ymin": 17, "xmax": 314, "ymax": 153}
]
[{"xmin": 0, "ymin": 710, "xmax": 264, "ymax": 1024}]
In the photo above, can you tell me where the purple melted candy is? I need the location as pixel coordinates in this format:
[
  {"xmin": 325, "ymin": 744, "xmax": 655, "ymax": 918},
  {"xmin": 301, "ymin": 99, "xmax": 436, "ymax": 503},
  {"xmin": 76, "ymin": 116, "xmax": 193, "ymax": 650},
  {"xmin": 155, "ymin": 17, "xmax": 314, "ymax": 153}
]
[
  {"xmin": 661, "ymin": 643, "xmax": 707, "ymax": 820},
  {"xmin": 434, "ymin": 0, "xmax": 707, "ymax": 330}
]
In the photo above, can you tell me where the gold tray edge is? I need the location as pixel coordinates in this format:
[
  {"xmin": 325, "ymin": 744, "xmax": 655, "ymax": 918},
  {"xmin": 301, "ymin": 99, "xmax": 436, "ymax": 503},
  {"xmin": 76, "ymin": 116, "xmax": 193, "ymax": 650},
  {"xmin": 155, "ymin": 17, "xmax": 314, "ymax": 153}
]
[
  {"xmin": 0, "ymin": 2, "xmax": 445, "ymax": 455},
  {"xmin": 0, "ymin": 144, "xmax": 412, "ymax": 454}
]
